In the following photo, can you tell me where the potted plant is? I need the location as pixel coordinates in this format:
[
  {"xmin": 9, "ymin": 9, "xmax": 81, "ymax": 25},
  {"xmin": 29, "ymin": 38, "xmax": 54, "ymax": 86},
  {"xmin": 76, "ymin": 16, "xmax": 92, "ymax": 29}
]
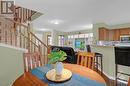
[{"xmin": 48, "ymin": 48, "xmax": 67, "ymax": 76}]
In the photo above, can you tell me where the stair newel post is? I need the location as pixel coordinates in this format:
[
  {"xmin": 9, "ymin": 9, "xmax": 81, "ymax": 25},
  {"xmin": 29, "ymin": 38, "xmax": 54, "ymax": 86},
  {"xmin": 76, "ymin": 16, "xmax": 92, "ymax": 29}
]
[
  {"xmin": 9, "ymin": 27, "xmax": 12, "ymax": 45},
  {"xmin": 14, "ymin": 23, "xmax": 17, "ymax": 47},
  {"xmin": 23, "ymin": 26, "xmax": 26, "ymax": 48},
  {"xmin": 27, "ymin": 23, "xmax": 31, "ymax": 52},
  {"xmin": 19, "ymin": 25, "xmax": 22, "ymax": 48}
]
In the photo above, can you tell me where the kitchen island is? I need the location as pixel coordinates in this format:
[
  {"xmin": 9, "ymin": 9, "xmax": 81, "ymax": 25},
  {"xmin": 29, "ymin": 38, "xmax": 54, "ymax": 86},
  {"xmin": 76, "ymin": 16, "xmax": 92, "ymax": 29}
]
[{"xmin": 91, "ymin": 45, "xmax": 130, "ymax": 82}]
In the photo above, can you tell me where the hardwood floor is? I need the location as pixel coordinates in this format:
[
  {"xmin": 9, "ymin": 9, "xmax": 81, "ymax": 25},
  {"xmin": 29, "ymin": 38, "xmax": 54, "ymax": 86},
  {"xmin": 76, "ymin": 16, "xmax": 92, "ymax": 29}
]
[{"xmin": 96, "ymin": 70, "xmax": 127, "ymax": 86}]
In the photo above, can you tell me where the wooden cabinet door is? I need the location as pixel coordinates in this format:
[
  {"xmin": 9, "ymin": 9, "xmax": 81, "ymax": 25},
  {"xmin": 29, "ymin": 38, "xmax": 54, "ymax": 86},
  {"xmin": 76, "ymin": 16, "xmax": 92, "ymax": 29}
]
[
  {"xmin": 108, "ymin": 30, "xmax": 114, "ymax": 41},
  {"xmin": 99, "ymin": 28, "xmax": 109, "ymax": 41},
  {"xmin": 119, "ymin": 28, "xmax": 130, "ymax": 35},
  {"xmin": 114, "ymin": 29, "xmax": 120, "ymax": 41},
  {"xmin": 99, "ymin": 28, "xmax": 104, "ymax": 40}
]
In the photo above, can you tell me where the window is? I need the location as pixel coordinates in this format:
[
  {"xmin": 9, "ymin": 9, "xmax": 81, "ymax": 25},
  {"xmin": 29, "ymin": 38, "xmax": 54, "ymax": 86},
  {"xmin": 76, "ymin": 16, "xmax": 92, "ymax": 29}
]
[
  {"xmin": 79, "ymin": 34, "xmax": 85, "ymax": 38},
  {"xmin": 58, "ymin": 35, "xmax": 65, "ymax": 46},
  {"xmin": 74, "ymin": 34, "xmax": 78, "ymax": 38},
  {"xmin": 47, "ymin": 35, "xmax": 52, "ymax": 45},
  {"xmin": 70, "ymin": 35, "xmax": 74, "ymax": 39},
  {"xmin": 85, "ymin": 34, "xmax": 89, "ymax": 38},
  {"xmin": 67, "ymin": 33, "xmax": 93, "ymax": 49}
]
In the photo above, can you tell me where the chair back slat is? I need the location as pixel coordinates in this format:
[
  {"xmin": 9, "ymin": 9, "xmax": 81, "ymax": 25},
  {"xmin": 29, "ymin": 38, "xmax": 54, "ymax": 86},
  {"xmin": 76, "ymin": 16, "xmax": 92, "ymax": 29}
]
[
  {"xmin": 77, "ymin": 52, "xmax": 95, "ymax": 70},
  {"xmin": 23, "ymin": 52, "xmax": 42, "ymax": 72}
]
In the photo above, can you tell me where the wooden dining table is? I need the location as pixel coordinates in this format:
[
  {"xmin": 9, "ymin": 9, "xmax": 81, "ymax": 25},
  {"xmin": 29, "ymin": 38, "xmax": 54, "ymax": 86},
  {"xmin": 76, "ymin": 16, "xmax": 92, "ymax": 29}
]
[{"xmin": 12, "ymin": 64, "xmax": 106, "ymax": 86}]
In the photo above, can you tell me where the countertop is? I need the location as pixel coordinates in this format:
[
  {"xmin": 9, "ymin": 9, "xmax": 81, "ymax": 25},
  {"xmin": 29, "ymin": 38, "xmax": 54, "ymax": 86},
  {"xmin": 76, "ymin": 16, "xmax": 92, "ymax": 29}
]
[{"xmin": 91, "ymin": 45, "xmax": 115, "ymax": 47}]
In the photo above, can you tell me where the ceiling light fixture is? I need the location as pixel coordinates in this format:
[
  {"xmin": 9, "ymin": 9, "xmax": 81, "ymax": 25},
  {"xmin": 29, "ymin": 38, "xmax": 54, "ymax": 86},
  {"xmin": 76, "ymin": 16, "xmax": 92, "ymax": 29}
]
[
  {"xmin": 50, "ymin": 20, "xmax": 62, "ymax": 25},
  {"xmin": 54, "ymin": 21, "xmax": 59, "ymax": 25}
]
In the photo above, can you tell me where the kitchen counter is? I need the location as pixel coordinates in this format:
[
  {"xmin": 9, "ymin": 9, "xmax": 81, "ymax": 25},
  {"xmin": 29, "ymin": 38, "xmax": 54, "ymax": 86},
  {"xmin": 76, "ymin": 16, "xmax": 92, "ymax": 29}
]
[
  {"xmin": 91, "ymin": 45, "xmax": 115, "ymax": 79},
  {"xmin": 91, "ymin": 45, "xmax": 114, "ymax": 47},
  {"xmin": 91, "ymin": 45, "xmax": 130, "ymax": 81}
]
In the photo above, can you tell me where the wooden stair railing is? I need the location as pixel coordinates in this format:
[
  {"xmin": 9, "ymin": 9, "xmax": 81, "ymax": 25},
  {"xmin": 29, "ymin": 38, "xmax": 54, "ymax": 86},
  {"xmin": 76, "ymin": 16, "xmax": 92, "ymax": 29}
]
[
  {"xmin": 0, "ymin": 16, "xmax": 49, "ymax": 65},
  {"xmin": 29, "ymin": 31, "xmax": 49, "ymax": 64},
  {"xmin": 0, "ymin": 1, "xmax": 36, "ymax": 23},
  {"xmin": 13, "ymin": 6, "xmax": 36, "ymax": 29},
  {"xmin": 13, "ymin": 6, "xmax": 36, "ymax": 23}
]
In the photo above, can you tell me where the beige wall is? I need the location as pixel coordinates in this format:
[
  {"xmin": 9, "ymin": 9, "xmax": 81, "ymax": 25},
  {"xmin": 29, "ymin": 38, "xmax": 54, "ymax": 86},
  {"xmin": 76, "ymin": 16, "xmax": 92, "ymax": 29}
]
[
  {"xmin": 51, "ymin": 30, "xmax": 66, "ymax": 46},
  {"xmin": 43, "ymin": 31, "xmax": 51, "ymax": 45},
  {"xmin": 35, "ymin": 30, "xmax": 65, "ymax": 46},
  {"xmin": 91, "ymin": 46, "xmax": 115, "ymax": 78},
  {"xmin": 51, "ymin": 30, "xmax": 58, "ymax": 46},
  {"xmin": 0, "ymin": 44, "xmax": 25, "ymax": 86},
  {"xmin": 33, "ymin": 30, "xmax": 51, "ymax": 45}
]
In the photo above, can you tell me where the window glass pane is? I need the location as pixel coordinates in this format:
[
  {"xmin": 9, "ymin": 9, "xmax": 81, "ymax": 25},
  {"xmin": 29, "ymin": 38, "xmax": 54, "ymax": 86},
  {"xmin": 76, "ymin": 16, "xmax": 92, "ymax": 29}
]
[
  {"xmin": 85, "ymin": 34, "xmax": 89, "ymax": 38},
  {"xmin": 74, "ymin": 34, "xmax": 78, "ymax": 38},
  {"xmin": 58, "ymin": 35, "xmax": 64, "ymax": 46},
  {"xmin": 70, "ymin": 35, "xmax": 73, "ymax": 38},
  {"xmin": 67, "ymin": 33, "xmax": 93, "ymax": 49},
  {"xmin": 47, "ymin": 35, "xmax": 52, "ymax": 45},
  {"xmin": 68, "ymin": 35, "xmax": 71, "ymax": 39},
  {"xmin": 89, "ymin": 33, "xmax": 93, "ymax": 37},
  {"xmin": 79, "ymin": 34, "xmax": 84, "ymax": 38}
]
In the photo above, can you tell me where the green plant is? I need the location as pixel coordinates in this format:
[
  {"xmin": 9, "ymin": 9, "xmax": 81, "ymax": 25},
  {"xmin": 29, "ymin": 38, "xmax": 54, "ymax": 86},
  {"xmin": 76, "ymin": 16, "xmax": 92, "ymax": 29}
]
[{"xmin": 48, "ymin": 50, "xmax": 67, "ymax": 64}]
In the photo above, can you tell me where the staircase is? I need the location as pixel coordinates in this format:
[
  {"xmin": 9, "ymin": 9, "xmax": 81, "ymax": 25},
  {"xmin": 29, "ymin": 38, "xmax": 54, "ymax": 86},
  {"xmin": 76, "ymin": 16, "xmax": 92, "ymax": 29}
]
[
  {"xmin": 0, "ymin": 2, "xmax": 49, "ymax": 65},
  {"xmin": 11, "ymin": 5, "xmax": 37, "ymax": 23}
]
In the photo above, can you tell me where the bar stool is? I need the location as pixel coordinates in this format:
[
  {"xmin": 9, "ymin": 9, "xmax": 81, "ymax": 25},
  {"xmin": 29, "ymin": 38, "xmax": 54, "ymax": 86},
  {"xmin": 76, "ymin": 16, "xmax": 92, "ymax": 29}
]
[
  {"xmin": 86, "ymin": 45, "xmax": 103, "ymax": 75},
  {"xmin": 95, "ymin": 52, "xmax": 103, "ymax": 75}
]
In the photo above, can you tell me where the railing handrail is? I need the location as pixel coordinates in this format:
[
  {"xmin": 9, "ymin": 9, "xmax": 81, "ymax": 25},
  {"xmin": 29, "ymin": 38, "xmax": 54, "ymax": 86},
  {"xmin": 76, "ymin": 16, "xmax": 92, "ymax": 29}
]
[
  {"xmin": 29, "ymin": 31, "xmax": 48, "ymax": 48},
  {"xmin": 20, "ymin": 32, "xmax": 39, "ymax": 48},
  {"xmin": 0, "ymin": 15, "xmax": 48, "ymax": 50},
  {"xmin": 11, "ymin": 5, "xmax": 36, "ymax": 22}
]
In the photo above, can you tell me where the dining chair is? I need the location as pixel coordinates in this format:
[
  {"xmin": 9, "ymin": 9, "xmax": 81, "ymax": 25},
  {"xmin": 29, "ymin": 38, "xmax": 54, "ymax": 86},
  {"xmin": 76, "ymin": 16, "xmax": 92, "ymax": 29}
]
[
  {"xmin": 128, "ymin": 78, "xmax": 130, "ymax": 86},
  {"xmin": 23, "ymin": 51, "xmax": 42, "ymax": 72},
  {"xmin": 86, "ymin": 45, "xmax": 103, "ymax": 74},
  {"xmin": 77, "ymin": 51, "xmax": 95, "ymax": 70}
]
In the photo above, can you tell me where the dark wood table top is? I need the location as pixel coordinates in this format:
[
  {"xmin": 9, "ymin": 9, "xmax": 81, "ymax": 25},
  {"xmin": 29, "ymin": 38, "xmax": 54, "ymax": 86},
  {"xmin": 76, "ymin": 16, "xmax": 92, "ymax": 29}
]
[{"xmin": 12, "ymin": 64, "xmax": 106, "ymax": 86}]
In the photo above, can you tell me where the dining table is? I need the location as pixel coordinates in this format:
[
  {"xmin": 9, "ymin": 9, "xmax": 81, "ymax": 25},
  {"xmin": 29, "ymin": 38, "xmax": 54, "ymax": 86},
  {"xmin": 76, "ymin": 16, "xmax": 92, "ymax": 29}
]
[{"xmin": 12, "ymin": 63, "xmax": 106, "ymax": 86}]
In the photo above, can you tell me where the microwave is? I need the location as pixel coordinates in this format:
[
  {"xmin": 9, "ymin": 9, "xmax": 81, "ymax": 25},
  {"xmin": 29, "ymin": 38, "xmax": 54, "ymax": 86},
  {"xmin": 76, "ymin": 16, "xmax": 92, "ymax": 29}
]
[{"xmin": 120, "ymin": 35, "xmax": 130, "ymax": 42}]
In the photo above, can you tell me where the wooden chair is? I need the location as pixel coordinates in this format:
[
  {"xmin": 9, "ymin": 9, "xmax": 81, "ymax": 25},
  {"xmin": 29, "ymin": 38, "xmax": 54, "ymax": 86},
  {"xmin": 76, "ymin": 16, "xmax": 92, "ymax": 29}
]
[
  {"xmin": 128, "ymin": 78, "xmax": 130, "ymax": 86},
  {"xmin": 23, "ymin": 52, "xmax": 42, "ymax": 72},
  {"xmin": 86, "ymin": 45, "xmax": 103, "ymax": 73},
  {"xmin": 77, "ymin": 51, "xmax": 95, "ymax": 70}
]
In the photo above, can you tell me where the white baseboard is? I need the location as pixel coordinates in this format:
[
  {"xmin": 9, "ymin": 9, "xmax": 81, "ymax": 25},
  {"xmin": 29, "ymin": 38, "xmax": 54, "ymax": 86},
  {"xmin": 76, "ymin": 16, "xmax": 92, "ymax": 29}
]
[
  {"xmin": 102, "ymin": 71, "xmax": 115, "ymax": 80},
  {"xmin": 102, "ymin": 71, "xmax": 128, "ymax": 84}
]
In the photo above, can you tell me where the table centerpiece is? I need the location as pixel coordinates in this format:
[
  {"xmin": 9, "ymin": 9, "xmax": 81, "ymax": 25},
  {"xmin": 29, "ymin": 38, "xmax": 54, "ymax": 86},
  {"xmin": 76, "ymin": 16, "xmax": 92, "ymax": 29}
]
[{"xmin": 48, "ymin": 48, "xmax": 67, "ymax": 76}]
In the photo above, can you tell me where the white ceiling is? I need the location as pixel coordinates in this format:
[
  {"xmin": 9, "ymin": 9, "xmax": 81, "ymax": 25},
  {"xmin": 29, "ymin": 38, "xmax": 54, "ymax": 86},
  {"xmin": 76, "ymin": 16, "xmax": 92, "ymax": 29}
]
[{"xmin": 15, "ymin": 0, "xmax": 130, "ymax": 32}]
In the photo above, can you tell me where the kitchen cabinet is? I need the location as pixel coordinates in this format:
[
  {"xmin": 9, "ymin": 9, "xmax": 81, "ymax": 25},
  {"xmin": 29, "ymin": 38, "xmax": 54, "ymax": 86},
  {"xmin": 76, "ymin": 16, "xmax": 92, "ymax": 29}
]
[
  {"xmin": 99, "ymin": 27, "xmax": 109, "ymax": 41},
  {"xmin": 108, "ymin": 30, "xmax": 114, "ymax": 41},
  {"xmin": 108, "ymin": 29, "xmax": 120, "ymax": 41},
  {"xmin": 113, "ymin": 29, "xmax": 120, "ymax": 41},
  {"xmin": 99, "ymin": 27, "xmax": 130, "ymax": 41},
  {"xmin": 119, "ymin": 28, "xmax": 130, "ymax": 35}
]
